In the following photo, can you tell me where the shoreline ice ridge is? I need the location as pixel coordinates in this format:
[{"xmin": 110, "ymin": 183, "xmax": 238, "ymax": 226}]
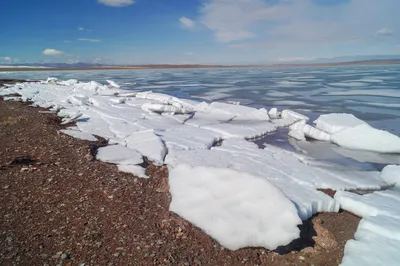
[{"xmin": 1, "ymin": 77, "xmax": 399, "ymax": 254}]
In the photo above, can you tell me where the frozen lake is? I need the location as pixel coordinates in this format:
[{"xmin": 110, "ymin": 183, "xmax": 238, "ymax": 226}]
[
  {"xmin": 2, "ymin": 65, "xmax": 400, "ymax": 135},
  {"xmin": 2, "ymin": 65, "xmax": 400, "ymax": 262}
]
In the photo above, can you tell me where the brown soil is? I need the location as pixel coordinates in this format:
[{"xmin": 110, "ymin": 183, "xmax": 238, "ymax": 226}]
[{"xmin": 0, "ymin": 86, "xmax": 360, "ymax": 266}]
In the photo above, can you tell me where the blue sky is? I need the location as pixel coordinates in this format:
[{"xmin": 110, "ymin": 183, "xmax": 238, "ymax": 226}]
[{"xmin": 1, "ymin": 0, "xmax": 399, "ymax": 65}]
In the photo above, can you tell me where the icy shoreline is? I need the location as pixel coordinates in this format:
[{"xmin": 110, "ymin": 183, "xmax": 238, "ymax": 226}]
[{"xmin": 1, "ymin": 78, "xmax": 400, "ymax": 264}]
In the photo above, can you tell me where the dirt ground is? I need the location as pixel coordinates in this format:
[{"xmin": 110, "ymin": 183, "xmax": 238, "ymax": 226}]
[{"xmin": 0, "ymin": 83, "xmax": 360, "ymax": 266}]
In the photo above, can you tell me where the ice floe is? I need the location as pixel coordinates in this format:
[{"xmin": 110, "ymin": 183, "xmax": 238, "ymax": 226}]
[
  {"xmin": 314, "ymin": 114, "xmax": 400, "ymax": 153},
  {"xmin": 335, "ymin": 187, "xmax": 400, "ymax": 266},
  {"xmin": 315, "ymin": 113, "xmax": 366, "ymax": 135},
  {"xmin": 96, "ymin": 145, "xmax": 143, "ymax": 165},
  {"xmin": 118, "ymin": 165, "xmax": 149, "ymax": 179},
  {"xmin": 169, "ymin": 164, "xmax": 302, "ymax": 250},
  {"xmin": 59, "ymin": 129, "xmax": 98, "ymax": 141},
  {"xmin": 1, "ymin": 77, "xmax": 400, "ymax": 254}
]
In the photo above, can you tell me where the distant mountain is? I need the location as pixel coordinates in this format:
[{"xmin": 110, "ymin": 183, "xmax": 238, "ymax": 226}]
[
  {"xmin": 1, "ymin": 57, "xmax": 400, "ymax": 70},
  {"xmin": 270, "ymin": 58, "xmax": 400, "ymax": 67},
  {"xmin": 281, "ymin": 55, "xmax": 400, "ymax": 64}
]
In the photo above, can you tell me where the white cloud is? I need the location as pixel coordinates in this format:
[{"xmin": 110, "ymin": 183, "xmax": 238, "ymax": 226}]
[
  {"xmin": 43, "ymin": 49, "xmax": 63, "ymax": 56},
  {"xmin": 98, "ymin": 0, "xmax": 135, "ymax": 7},
  {"xmin": 200, "ymin": 0, "xmax": 277, "ymax": 42},
  {"xmin": 78, "ymin": 38, "xmax": 101, "ymax": 42},
  {"xmin": 0, "ymin": 56, "xmax": 12, "ymax": 63},
  {"xmin": 180, "ymin": 17, "xmax": 195, "ymax": 29},
  {"xmin": 78, "ymin": 26, "xmax": 85, "ymax": 31},
  {"xmin": 195, "ymin": 0, "xmax": 400, "ymax": 44},
  {"xmin": 184, "ymin": 52, "xmax": 194, "ymax": 55},
  {"xmin": 376, "ymin": 28, "xmax": 394, "ymax": 36}
]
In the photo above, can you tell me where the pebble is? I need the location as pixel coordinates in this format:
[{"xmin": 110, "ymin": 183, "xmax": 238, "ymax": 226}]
[{"xmin": 52, "ymin": 251, "xmax": 63, "ymax": 259}]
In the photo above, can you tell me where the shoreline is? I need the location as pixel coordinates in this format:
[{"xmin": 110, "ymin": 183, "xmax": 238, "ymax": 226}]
[
  {"xmin": 0, "ymin": 80, "xmax": 360, "ymax": 265},
  {"xmin": 1, "ymin": 60, "xmax": 400, "ymax": 72}
]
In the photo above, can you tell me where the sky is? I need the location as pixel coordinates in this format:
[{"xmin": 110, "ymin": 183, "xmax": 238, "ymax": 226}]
[{"xmin": 1, "ymin": 0, "xmax": 399, "ymax": 65}]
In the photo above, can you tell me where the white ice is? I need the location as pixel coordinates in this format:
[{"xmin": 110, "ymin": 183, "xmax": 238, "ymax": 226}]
[
  {"xmin": 2, "ymin": 78, "xmax": 399, "ymax": 253},
  {"xmin": 314, "ymin": 113, "xmax": 366, "ymax": 135},
  {"xmin": 335, "ymin": 188, "xmax": 400, "ymax": 266},
  {"xmin": 96, "ymin": 145, "xmax": 143, "ymax": 165},
  {"xmin": 380, "ymin": 165, "xmax": 400, "ymax": 187},
  {"xmin": 341, "ymin": 229, "xmax": 400, "ymax": 266},
  {"xmin": 168, "ymin": 164, "xmax": 302, "ymax": 250},
  {"xmin": 125, "ymin": 130, "xmax": 167, "ymax": 166},
  {"xmin": 290, "ymin": 121, "xmax": 331, "ymax": 141},
  {"xmin": 314, "ymin": 113, "xmax": 400, "ymax": 153},
  {"xmin": 331, "ymin": 124, "xmax": 400, "ymax": 153},
  {"xmin": 118, "ymin": 165, "xmax": 149, "ymax": 179},
  {"xmin": 59, "ymin": 129, "xmax": 98, "ymax": 141}
]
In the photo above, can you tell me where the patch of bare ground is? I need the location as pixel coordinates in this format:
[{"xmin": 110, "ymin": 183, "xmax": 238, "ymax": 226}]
[{"xmin": 0, "ymin": 89, "xmax": 360, "ymax": 265}]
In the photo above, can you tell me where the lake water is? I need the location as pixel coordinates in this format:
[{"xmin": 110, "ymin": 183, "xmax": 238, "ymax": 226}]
[{"xmin": 2, "ymin": 65, "xmax": 400, "ymax": 137}]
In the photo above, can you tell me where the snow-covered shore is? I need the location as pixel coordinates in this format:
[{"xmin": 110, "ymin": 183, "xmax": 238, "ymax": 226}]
[{"xmin": 1, "ymin": 78, "xmax": 400, "ymax": 264}]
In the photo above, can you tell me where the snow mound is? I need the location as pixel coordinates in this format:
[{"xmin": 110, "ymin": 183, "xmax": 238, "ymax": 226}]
[
  {"xmin": 96, "ymin": 145, "xmax": 143, "ymax": 165},
  {"xmin": 168, "ymin": 164, "xmax": 302, "ymax": 250}
]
